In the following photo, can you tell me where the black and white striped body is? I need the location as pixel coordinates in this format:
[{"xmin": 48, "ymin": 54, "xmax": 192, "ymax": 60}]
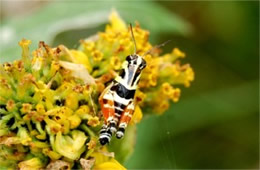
[{"xmin": 99, "ymin": 54, "xmax": 146, "ymax": 145}]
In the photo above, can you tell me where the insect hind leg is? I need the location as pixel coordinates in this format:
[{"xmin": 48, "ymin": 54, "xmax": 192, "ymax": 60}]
[
  {"xmin": 107, "ymin": 117, "xmax": 117, "ymax": 134},
  {"xmin": 99, "ymin": 124, "xmax": 112, "ymax": 145},
  {"xmin": 116, "ymin": 102, "xmax": 134, "ymax": 139},
  {"xmin": 116, "ymin": 124, "xmax": 126, "ymax": 139}
]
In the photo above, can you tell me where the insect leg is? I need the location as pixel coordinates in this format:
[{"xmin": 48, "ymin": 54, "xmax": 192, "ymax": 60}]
[
  {"xmin": 99, "ymin": 124, "xmax": 112, "ymax": 145},
  {"xmin": 106, "ymin": 97, "xmax": 117, "ymax": 134},
  {"xmin": 114, "ymin": 100, "xmax": 126, "ymax": 129},
  {"xmin": 116, "ymin": 101, "xmax": 135, "ymax": 139},
  {"xmin": 98, "ymin": 84, "xmax": 114, "ymax": 145}
]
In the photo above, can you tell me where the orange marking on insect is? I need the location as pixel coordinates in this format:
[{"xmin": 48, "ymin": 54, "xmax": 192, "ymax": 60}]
[
  {"xmin": 99, "ymin": 98, "xmax": 115, "ymax": 124},
  {"xmin": 119, "ymin": 108, "xmax": 134, "ymax": 125}
]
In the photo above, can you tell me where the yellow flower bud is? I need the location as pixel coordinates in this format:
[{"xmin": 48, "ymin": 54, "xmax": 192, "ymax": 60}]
[
  {"xmin": 107, "ymin": 10, "xmax": 127, "ymax": 32},
  {"xmin": 75, "ymin": 105, "xmax": 90, "ymax": 119},
  {"xmin": 135, "ymin": 90, "xmax": 146, "ymax": 104},
  {"xmin": 172, "ymin": 48, "xmax": 185, "ymax": 58},
  {"xmin": 184, "ymin": 67, "xmax": 195, "ymax": 87},
  {"xmin": 87, "ymin": 116, "xmax": 100, "ymax": 127},
  {"xmin": 36, "ymin": 103, "xmax": 45, "ymax": 114},
  {"xmin": 19, "ymin": 39, "xmax": 31, "ymax": 47},
  {"xmin": 148, "ymin": 73, "xmax": 158, "ymax": 86},
  {"xmin": 20, "ymin": 103, "xmax": 32, "ymax": 114},
  {"xmin": 6, "ymin": 99, "xmax": 15, "ymax": 111},
  {"xmin": 171, "ymin": 88, "xmax": 181, "ymax": 103},
  {"xmin": 110, "ymin": 56, "xmax": 121, "ymax": 70},
  {"xmin": 92, "ymin": 50, "xmax": 103, "ymax": 62},
  {"xmin": 44, "ymin": 117, "xmax": 61, "ymax": 134},
  {"xmin": 19, "ymin": 39, "xmax": 31, "ymax": 67},
  {"xmin": 81, "ymin": 40, "xmax": 95, "ymax": 52},
  {"xmin": 68, "ymin": 114, "xmax": 81, "ymax": 129},
  {"xmin": 87, "ymin": 139, "xmax": 97, "ymax": 150},
  {"xmin": 65, "ymin": 92, "xmax": 79, "ymax": 111},
  {"xmin": 154, "ymin": 100, "xmax": 169, "ymax": 115},
  {"xmin": 161, "ymin": 82, "xmax": 173, "ymax": 97},
  {"xmin": 60, "ymin": 107, "xmax": 73, "ymax": 116}
]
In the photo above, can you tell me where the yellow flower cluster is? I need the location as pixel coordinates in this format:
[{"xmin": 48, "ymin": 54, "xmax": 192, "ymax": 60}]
[
  {"xmin": 79, "ymin": 11, "xmax": 194, "ymax": 114},
  {"xmin": 0, "ymin": 11, "xmax": 194, "ymax": 169}
]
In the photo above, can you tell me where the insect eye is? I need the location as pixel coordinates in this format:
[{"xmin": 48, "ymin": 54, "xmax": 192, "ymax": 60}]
[{"xmin": 126, "ymin": 55, "xmax": 132, "ymax": 62}]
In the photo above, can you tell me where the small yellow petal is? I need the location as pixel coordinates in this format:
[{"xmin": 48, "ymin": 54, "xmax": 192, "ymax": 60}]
[
  {"xmin": 107, "ymin": 10, "xmax": 127, "ymax": 32},
  {"xmin": 6, "ymin": 99, "xmax": 15, "ymax": 111},
  {"xmin": 20, "ymin": 103, "xmax": 32, "ymax": 114},
  {"xmin": 87, "ymin": 116, "xmax": 100, "ymax": 127},
  {"xmin": 87, "ymin": 139, "xmax": 97, "ymax": 150},
  {"xmin": 161, "ymin": 82, "xmax": 173, "ymax": 97},
  {"xmin": 70, "ymin": 50, "xmax": 92, "ymax": 72},
  {"xmin": 172, "ymin": 48, "xmax": 185, "ymax": 58},
  {"xmin": 65, "ymin": 92, "xmax": 79, "ymax": 110},
  {"xmin": 19, "ymin": 39, "xmax": 31, "ymax": 47},
  {"xmin": 36, "ymin": 103, "xmax": 45, "ymax": 114},
  {"xmin": 19, "ymin": 39, "xmax": 32, "ymax": 64},
  {"xmin": 154, "ymin": 100, "xmax": 169, "ymax": 115},
  {"xmin": 135, "ymin": 90, "xmax": 146, "ymax": 104},
  {"xmin": 148, "ymin": 73, "xmax": 158, "ymax": 86},
  {"xmin": 130, "ymin": 105, "xmax": 143, "ymax": 125},
  {"xmin": 171, "ymin": 88, "xmax": 181, "ymax": 103},
  {"xmin": 94, "ymin": 159, "xmax": 126, "ymax": 170},
  {"xmin": 92, "ymin": 50, "xmax": 103, "ymax": 62},
  {"xmin": 110, "ymin": 56, "xmax": 121, "ymax": 70},
  {"xmin": 68, "ymin": 114, "xmax": 81, "ymax": 129}
]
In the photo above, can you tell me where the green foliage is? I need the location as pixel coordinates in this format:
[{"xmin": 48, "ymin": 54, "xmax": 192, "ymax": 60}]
[
  {"xmin": 108, "ymin": 125, "xmax": 136, "ymax": 163},
  {"xmin": 0, "ymin": 0, "xmax": 191, "ymax": 63}
]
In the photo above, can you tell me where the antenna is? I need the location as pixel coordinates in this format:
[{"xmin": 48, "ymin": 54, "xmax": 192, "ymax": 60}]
[
  {"xmin": 130, "ymin": 24, "xmax": 137, "ymax": 54},
  {"xmin": 143, "ymin": 40, "xmax": 172, "ymax": 56}
]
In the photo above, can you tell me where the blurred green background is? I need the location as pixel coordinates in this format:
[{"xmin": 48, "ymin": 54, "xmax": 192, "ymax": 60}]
[{"xmin": 0, "ymin": 0, "xmax": 258, "ymax": 169}]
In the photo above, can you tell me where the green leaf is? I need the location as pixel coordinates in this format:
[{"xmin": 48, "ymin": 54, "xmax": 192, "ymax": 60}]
[
  {"xmin": 108, "ymin": 124, "xmax": 136, "ymax": 163},
  {"xmin": 0, "ymin": 0, "xmax": 191, "ymax": 62},
  {"xmin": 169, "ymin": 80, "xmax": 258, "ymax": 134},
  {"xmin": 126, "ymin": 81, "xmax": 258, "ymax": 168}
]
